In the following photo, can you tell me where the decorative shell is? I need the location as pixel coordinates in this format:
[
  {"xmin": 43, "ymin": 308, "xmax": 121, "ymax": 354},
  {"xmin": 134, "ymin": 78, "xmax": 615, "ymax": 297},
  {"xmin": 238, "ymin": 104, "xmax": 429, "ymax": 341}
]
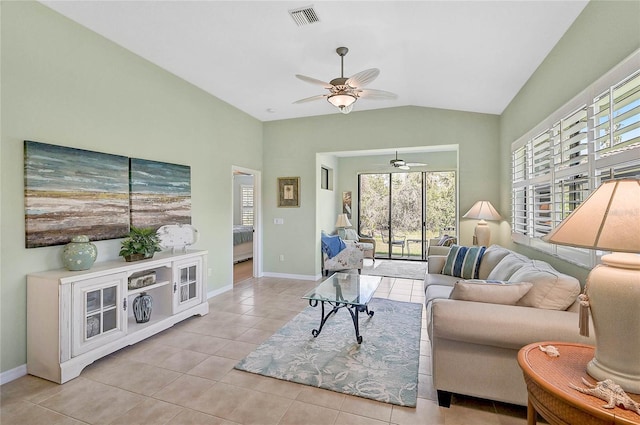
[
  {"xmin": 570, "ymin": 378, "xmax": 640, "ymax": 415},
  {"xmin": 538, "ymin": 345, "xmax": 560, "ymax": 357}
]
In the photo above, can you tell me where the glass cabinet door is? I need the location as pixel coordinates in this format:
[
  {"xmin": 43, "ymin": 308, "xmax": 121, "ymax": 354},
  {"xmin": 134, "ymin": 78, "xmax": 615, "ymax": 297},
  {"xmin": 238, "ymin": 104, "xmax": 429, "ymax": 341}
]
[
  {"xmin": 85, "ymin": 285, "xmax": 118, "ymax": 339},
  {"xmin": 73, "ymin": 273, "xmax": 127, "ymax": 357},
  {"xmin": 173, "ymin": 258, "xmax": 202, "ymax": 313}
]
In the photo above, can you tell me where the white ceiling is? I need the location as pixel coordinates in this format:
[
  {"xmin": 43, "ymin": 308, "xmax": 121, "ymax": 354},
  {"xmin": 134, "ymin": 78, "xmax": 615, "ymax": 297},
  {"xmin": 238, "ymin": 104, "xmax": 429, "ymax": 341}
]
[{"xmin": 42, "ymin": 1, "xmax": 588, "ymax": 122}]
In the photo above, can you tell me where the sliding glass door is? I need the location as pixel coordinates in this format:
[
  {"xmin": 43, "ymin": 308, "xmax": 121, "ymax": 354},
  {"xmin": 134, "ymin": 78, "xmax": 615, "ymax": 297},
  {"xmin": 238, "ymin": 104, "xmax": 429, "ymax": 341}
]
[
  {"xmin": 359, "ymin": 174, "xmax": 391, "ymax": 257},
  {"xmin": 358, "ymin": 171, "xmax": 456, "ymax": 261}
]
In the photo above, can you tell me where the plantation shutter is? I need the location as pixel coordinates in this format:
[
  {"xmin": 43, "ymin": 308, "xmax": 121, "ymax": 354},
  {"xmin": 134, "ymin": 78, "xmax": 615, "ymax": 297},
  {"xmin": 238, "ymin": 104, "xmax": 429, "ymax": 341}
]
[
  {"xmin": 510, "ymin": 52, "xmax": 639, "ymax": 267},
  {"xmin": 511, "ymin": 145, "xmax": 528, "ymax": 236},
  {"xmin": 594, "ymin": 71, "xmax": 640, "ymax": 158},
  {"xmin": 241, "ymin": 185, "xmax": 254, "ymax": 226},
  {"xmin": 532, "ymin": 183, "xmax": 551, "ymax": 238},
  {"xmin": 531, "ymin": 131, "xmax": 552, "ymax": 178},
  {"xmin": 553, "ymin": 106, "xmax": 589, "ymax": 171}
]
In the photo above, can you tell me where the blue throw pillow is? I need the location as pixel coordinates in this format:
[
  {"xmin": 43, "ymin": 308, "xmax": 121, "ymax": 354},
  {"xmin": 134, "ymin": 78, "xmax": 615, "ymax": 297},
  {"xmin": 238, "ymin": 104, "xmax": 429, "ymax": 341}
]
[
  {"xmin": 321, "ymin": 233, "xmax": 346, "ymax": 259},
  {"xmin": 442, "ymin": 245, "xmax": 486, "ymax": 279}
]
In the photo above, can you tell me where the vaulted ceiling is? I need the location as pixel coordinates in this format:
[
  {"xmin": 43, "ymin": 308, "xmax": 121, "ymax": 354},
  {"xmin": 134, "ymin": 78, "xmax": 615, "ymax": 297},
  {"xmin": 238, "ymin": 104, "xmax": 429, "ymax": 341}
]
[{"xmin": 42, "ymin": 1, "xmax": 588, "ymax": 122}]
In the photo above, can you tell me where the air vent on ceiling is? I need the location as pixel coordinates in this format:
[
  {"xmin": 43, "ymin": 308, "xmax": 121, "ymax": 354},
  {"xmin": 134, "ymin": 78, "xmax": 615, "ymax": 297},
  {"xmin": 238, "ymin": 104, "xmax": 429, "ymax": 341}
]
[{"xmin": 289, "ymin": 5, "xmax": 320, "ymax": 26}]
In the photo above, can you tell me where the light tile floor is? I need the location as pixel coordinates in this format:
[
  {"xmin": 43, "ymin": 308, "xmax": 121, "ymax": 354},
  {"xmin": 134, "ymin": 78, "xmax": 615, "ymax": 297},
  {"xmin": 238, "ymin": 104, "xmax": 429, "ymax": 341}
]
[{"xmin": 1, "ymin": 274, "xmax": 529, "ymax": 425}]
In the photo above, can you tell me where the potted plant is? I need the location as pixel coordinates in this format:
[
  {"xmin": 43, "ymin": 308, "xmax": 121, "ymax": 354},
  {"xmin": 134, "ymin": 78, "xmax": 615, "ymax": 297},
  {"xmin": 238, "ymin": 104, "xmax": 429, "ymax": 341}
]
[{"xmin": 119, "ymin": 227, "xmax": 162, "ymax": 262}]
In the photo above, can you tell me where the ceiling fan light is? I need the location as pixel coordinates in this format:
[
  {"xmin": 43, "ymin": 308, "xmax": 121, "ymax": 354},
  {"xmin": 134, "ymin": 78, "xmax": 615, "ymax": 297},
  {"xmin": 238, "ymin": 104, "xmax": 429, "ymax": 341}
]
[{"xmin": 327, "ymin": 92, "xmax": 357, "ymax": 109}]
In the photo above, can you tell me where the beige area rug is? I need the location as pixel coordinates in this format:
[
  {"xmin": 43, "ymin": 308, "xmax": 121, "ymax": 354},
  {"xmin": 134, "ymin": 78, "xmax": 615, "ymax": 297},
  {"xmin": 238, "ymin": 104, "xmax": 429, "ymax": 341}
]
[{"xmin": 362, "ymin": 259, "xmax": 427, "ymax": 280}]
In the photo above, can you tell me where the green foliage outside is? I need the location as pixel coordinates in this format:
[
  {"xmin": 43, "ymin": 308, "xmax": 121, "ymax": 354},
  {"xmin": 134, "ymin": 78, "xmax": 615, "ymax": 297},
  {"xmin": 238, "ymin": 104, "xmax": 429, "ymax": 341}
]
[{"xmin": 359, "ymin": 171, "xmax": 456, "ymax": 258}]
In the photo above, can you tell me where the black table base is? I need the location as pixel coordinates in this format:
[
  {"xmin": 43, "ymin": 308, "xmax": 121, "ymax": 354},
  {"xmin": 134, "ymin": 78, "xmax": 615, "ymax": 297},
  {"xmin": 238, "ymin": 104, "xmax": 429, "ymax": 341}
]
[{"xmin": 308, "ymin": 299, "xmax": 374, "ymax": 344}]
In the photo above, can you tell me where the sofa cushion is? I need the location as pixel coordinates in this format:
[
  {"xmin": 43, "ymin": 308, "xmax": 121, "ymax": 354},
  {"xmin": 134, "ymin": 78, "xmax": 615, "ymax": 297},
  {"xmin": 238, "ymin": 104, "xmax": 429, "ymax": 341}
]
[
  {"xmin": 486, "ymin": 252, "xmax": 531, "ymax": 281},
  {"xmin": 449, "ymin": 280, "xmax": 533, "ymax": 305},
  {"xmin": 426, "ymin": 284, "xmax": 454, "ymax": 305},
  {"xmin": 477, "ymin": 245, "xmax": 512, "ymax": 280},
  {"xmin": 425, "ymin": 272, "xmax": 460, "ymax": 289},
  {"xmin": 442, "ymin": 245, "xmax": 486, "ymax": 279},
  {"xmin": 321, "ymin": 233, "xmax": 345, "ymax": 259},
  {"xmin": 511, "ymin": 261, "xmax": 581, "ymax": 310}
]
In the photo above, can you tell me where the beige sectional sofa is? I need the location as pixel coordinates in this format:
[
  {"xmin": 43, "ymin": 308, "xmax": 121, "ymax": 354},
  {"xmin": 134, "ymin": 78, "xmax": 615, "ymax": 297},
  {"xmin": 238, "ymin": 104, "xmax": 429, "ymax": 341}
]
[{"xmin": 424, "ymin": 244, "xmax": 595, "ymax": 407}]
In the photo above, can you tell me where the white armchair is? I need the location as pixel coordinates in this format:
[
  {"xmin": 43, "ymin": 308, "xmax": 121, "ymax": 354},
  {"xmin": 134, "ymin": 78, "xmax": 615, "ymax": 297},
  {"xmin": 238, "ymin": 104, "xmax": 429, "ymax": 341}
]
[{"xmin": 322, "ymin": 240, "xmax": 365, "ymax": 276}]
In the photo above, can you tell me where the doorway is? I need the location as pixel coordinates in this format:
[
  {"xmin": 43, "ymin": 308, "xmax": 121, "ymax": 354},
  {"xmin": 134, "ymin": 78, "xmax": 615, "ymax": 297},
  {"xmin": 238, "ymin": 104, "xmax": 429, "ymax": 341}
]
[
  {"xmin": 232, "ymin": 167, "xmax": 261, "ymax": 284},
  {"xmin": 358, "ymin": 171, "xmax": 456, "ymax": 260}
]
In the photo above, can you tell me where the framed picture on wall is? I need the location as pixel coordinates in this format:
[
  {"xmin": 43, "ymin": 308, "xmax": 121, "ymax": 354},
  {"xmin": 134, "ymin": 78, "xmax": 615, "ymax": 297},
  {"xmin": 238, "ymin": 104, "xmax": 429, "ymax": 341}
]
[
  {"xmin": 24, "ymin": 140, "xmax": 130, "ymax": 248},
  {"xmin": 277, "ymin": 177, "xmax": 300, "ymax": 208},
  {"xmin": 129, "ymin": 158, "xmax": 191, "ymax": 229},
  {"xmin": 342, "ymin": 191, "xmax": 352, "ymax": 219}
]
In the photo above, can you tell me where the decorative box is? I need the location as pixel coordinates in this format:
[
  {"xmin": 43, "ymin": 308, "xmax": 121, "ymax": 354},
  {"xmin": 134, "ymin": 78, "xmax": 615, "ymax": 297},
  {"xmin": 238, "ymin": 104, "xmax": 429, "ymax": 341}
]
[{"xmin": 128, "ymin": 271, "xmax": 157, "ymax": 290}]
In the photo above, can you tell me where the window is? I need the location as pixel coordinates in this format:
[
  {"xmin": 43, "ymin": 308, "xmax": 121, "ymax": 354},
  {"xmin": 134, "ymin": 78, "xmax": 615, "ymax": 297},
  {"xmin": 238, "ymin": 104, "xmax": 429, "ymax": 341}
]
[
  {"xmin": 511, "ymin": 51, "xmax": 640, "ymax": 267},
  {"xmin": 320, "ymin": 166, "xmax": 333, "ymax": 190},
  {"xmin": 241, "ymin": 185, "xmax": 253, "ymax": 225},
  {"xmin": 321, "ymin": 167, "xmax": 328, "ymax": 189}
]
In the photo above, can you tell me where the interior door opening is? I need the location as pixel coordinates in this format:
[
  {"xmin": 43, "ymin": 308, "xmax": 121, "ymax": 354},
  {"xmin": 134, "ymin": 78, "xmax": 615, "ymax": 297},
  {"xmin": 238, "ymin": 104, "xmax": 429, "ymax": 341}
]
[{"xmin": 232, "ymin": 168, "xmax": 260, "ymax": 284}]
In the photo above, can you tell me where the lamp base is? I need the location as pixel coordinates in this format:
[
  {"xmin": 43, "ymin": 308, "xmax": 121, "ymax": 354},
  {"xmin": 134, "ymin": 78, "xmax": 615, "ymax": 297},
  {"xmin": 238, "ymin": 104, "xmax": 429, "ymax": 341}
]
[
  {"xmin": 586, "ymin": 253, "xmax": 640, "ymax": 393},
  {"xmin": 474, "ymin": 220, "xmax": 491, "ymax": 246}
]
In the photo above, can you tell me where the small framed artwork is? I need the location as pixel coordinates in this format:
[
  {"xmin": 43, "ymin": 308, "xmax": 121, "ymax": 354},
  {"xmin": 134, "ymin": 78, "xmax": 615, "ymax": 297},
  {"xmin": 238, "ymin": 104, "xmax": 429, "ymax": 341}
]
[
  {"xmin": 277, "ymin": 177, "xmax": 300, "ymax": 208},
  {"xmin": 342, "ymin": 191, "xmax": 352, "ymax": 219}
]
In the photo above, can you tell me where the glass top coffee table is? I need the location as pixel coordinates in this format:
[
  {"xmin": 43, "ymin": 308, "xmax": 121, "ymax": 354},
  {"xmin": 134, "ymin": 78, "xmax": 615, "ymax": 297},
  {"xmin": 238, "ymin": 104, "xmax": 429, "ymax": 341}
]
[{"xmin": 302, "ymin": 273, "xmax": 381, "ymax": 344}]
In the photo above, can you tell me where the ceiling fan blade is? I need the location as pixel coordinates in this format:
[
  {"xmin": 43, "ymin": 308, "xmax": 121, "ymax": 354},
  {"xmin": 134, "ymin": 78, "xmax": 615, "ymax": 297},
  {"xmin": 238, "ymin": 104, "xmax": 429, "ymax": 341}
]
[
  {"xmin": 346, "ymin": 68, "xmax": 379, "ymax": 88},
  {"xmin": 398, "ymin": 165, "xmax": 411, "ymax": 170},
  {"xmin": 359, "ymin": 88, "xmax": 398, "ymax": 100},
  {"xmin": 293, "ymin": 94, "xmax": 327, "ymax": 104},
  {"xmin": 295, "ymin": 74, "xmax": 332, "ymax": 88},
  {"xmin": 405, "ymin": 162, "xmax": 427, "ymax": 167}
]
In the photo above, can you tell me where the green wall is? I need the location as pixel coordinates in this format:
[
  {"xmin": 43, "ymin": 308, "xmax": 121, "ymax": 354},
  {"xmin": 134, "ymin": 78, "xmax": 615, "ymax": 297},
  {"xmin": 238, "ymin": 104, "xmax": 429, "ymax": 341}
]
[
  {"xmin": 1, "ymin": 2, "xmax": 263, "ymax": 375},
  {"xmin": 263, "ymin": 107, "xmax": 500, "ymax": 277},
  {"xmin": 498, "ymin": 0, "xmax": 640, "ymax": 283}
]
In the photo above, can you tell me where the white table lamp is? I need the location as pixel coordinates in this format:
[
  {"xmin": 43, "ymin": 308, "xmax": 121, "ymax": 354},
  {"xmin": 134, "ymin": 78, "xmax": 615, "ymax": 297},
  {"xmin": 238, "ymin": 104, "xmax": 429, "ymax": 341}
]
[
  {"xmin": 335, "ymin": 213, "xmax": 352, "ymax": 238},
  {"xmin": 543, "ymin": 178, "xmax": 640, "ymax": 393},
  {"xmin": 462, "ymin": 201, "xmax": 502, "ymax": 246}
]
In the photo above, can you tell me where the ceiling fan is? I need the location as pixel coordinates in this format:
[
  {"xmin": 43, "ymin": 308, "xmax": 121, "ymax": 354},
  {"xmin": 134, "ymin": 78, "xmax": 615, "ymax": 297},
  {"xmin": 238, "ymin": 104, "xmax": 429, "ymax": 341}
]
[
  {"xmin": 294, "ymin": 47, "xmax": 397, "ymax": 114},
  {"xmin": 389, "ymin": 151, "xmax": 427, "ymax": 170}
]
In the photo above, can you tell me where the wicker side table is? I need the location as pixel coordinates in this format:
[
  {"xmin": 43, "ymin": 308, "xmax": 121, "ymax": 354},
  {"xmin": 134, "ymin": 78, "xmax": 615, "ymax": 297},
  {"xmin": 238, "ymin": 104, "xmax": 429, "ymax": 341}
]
[{"xmin": 518, "ymin": 342, "xmax": 640, "ymax": 425}]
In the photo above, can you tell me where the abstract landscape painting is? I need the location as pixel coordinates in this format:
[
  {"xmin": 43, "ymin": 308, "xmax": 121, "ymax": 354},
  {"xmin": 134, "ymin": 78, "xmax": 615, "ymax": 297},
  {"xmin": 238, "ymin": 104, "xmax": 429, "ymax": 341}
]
[
  {"xmin": 129, "ymin": 158, "xmax": 191, "ymax": 230},
  {"xmin": 24, "ymin": 141, "xmax": 130, "ymax": 248}
]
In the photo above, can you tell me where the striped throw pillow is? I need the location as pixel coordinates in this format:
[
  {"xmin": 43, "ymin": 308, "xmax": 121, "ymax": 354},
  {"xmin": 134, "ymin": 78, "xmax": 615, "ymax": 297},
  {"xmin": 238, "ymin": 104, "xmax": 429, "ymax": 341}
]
[{"xmin": 442, "ymin": 245, "xmax": 486, "ymax": 279}]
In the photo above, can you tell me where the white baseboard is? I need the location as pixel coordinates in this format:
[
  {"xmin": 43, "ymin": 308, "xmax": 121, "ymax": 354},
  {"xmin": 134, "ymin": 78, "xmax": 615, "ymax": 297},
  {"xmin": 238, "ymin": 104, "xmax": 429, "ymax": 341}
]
[
  {"xmin": 261, "ymin": 272, "xmax": 320, "ymax": 281},
  {"xmin": 207, "ymin": 284, "xmax": 233, "ymax": 299},
  {"xmin": 0, "ymin": 364, "xmax": 27, "ymax": 385}
]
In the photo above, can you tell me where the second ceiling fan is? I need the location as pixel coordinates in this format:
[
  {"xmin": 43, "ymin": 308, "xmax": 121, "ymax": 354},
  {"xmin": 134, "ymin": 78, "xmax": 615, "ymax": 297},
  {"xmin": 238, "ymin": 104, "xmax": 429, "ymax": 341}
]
[
  {"xmin": 389, "ymin": 151, "xmax": 427, "ymax": 170},
  {"xmin": 294, "ymin": 47, "xmax": 397, "ymax": 114}
]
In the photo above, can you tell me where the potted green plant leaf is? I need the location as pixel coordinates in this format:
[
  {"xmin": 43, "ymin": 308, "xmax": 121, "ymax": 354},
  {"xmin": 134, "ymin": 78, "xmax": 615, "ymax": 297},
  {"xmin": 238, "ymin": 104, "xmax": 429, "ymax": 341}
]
[{"xmin": 119, "ymin": 227, "xmax": 162, "ymax": 262}]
